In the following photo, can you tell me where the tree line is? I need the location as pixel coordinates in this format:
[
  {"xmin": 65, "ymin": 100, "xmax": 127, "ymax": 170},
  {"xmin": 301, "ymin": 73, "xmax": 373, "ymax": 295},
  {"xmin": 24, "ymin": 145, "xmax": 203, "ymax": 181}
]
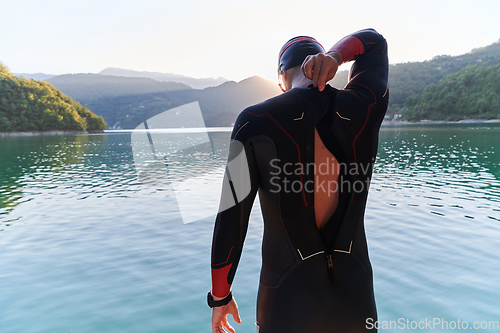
[
  {"xmin": 0, "ymin": 63, "xmax": 106, "ymax": 132},
  {"xmin": 386, "ymin": 39, "xmax": 500, "ymax": 120},
  {"xmin": 403, "ymin": 63, "xmax": 500, "ymax": 121}
]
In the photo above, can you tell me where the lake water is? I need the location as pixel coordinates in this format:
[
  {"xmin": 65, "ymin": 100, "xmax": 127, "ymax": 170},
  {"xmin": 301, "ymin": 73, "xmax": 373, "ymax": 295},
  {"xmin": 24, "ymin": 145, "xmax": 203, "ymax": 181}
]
[{"xmin": 1, "ymin": 124, "xmax": 499, "ymax": 332}]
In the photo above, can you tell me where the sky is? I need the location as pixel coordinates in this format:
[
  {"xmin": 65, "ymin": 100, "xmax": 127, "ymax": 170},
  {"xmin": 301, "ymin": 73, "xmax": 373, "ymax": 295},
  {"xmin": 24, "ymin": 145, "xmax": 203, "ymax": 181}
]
[{"xmin": 1, "ymin": 0, "xmax": 499, "ymax": 83}]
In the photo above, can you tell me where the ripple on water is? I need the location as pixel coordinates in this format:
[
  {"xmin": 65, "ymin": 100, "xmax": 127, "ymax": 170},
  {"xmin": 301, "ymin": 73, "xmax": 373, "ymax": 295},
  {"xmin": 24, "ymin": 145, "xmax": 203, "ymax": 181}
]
[{"xmin": 1, "ymin": 129, "xmax": 500, "ymax": 332}]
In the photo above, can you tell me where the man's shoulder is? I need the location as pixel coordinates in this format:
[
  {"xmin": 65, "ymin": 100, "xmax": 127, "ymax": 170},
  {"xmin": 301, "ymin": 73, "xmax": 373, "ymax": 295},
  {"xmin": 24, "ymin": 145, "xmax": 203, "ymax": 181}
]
[
  {"xmin": 230, "ymin": 91, "xmax": 302, "ymax": 138},
  {"xmin": 241, "ymin": 86, "xmax": 332, "ymax": 115},
  {"xmin": 234, "ymin": 86, "xmax": 336, "ymax": 129},
  {"xmin": 242, "ymin": 90, "xmax": 299, "ymax": 116}
]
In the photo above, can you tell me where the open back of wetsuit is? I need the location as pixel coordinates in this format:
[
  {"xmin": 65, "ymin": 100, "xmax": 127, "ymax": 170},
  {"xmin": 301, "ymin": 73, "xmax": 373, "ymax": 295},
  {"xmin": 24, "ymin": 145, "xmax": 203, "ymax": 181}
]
[{"xmin": 211, "ymin": 28, "xmax": 389, "ymax": 333}]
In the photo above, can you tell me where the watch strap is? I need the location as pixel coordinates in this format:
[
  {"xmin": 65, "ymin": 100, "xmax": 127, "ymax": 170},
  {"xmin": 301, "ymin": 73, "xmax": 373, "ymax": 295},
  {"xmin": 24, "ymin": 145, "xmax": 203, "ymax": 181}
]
[{"xmin": 207, "ymin": 291, "xmax": 232, "ymax": 308}]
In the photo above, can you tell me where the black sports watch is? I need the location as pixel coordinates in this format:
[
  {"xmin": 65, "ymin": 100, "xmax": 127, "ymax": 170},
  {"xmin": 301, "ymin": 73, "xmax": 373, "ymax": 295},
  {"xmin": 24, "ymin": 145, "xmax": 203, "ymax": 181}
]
[{"xmin": 207, "ymin": 291, "xmax": 233, "ymax": 308}]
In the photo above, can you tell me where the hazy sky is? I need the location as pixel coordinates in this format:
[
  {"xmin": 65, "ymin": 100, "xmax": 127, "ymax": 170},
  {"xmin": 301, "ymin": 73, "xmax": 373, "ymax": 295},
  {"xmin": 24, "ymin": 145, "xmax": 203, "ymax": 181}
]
[{"xmin": 1, "ymin": 0, "xmax": 498, "ymax": 83}]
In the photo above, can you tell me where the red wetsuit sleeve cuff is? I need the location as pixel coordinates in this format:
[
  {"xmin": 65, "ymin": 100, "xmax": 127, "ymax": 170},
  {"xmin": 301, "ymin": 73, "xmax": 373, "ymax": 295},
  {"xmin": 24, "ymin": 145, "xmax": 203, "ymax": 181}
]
[
  {"xmin": 330, "ymin": 35, "xmax": 365, "ymax": 63},
  {"xmin": 211, "ymin": 264, "xmax": 232, "ymax": 298}
]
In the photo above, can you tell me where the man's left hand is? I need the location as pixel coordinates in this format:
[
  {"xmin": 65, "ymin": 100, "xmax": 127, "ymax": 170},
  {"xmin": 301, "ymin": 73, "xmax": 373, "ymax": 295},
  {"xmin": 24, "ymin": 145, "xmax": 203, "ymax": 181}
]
[
  {"xmin": 211, "ymin": 298, "xmax": 241, "ymax": 333},
  {"xmin": 301, "ymin": 51, "xmax": 343, "ymax": 92}
]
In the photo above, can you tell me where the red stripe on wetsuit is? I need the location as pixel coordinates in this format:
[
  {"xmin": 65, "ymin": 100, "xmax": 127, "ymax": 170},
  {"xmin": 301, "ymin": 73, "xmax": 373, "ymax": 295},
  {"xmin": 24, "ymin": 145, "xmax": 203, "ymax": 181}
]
[
  {"xmin": 330, "ymin": 34, "xmax": 365, "ymax": 63},
  {"xmin": 211, "ymin": 264, "xmax": 232, "ymax": 298}
]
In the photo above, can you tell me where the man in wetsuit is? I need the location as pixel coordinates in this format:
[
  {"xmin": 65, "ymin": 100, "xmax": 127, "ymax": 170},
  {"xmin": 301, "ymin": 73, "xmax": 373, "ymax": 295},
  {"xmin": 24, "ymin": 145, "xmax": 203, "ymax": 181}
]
[{"xmin": 209, "ymin": 29, "xmax": 388, "ymax": 333}]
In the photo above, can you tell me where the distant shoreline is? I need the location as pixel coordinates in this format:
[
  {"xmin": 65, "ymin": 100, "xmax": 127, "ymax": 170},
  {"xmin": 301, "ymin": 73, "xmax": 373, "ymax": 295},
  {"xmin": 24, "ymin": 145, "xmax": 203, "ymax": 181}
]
[
  {"xmin": 381, "ymin": 119, "xmax": 500, "ymax": 126},
  {"xmin": 2, "ymin": 120, "xmax": 499, "ymax": 137},
  {"xmin": 0, "ymin": 130, "xmax": 104, "ymax": 137}
]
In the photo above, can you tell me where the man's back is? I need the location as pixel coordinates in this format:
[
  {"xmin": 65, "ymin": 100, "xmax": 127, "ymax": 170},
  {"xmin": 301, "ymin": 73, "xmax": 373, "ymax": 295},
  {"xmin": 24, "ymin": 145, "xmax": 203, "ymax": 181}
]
[{"xmin": 211, "ymin": 28, "xmax": 388, "ymax": 333}]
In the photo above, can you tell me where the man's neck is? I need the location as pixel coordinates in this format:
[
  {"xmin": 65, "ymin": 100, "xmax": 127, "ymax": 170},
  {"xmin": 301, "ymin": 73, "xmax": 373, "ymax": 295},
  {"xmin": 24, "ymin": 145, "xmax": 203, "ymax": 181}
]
[{"xmin": 290, "ymin": 73, "xmax": 313, "ymax": 89}]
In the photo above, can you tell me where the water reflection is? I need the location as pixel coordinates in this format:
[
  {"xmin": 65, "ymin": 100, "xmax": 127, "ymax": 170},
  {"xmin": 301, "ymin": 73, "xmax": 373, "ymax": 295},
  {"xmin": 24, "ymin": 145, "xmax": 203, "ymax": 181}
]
[
  {"xmin": 2, "ymin": 126, "xmax": 499, "ymax": 226},
  {"xmin": 0, "ymin": 132, "xmax": 232, "ymax": 227},
  {"xmin": 376, "ymin": 125, "xmax": 500, "ymax": 208},
  {"xmin": 1, "ymin": 125, "xmax": 500, "ymax": 332},
  {"xmin": 0, "ymin": 134, "xmax": 114, "ymax": 223}
]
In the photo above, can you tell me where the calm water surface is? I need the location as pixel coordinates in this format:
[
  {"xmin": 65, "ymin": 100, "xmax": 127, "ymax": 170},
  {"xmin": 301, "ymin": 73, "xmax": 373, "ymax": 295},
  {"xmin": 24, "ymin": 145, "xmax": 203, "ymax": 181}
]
[{"xmin": 1, "ymin": 124, "xmax": 499, "ymax": 332}]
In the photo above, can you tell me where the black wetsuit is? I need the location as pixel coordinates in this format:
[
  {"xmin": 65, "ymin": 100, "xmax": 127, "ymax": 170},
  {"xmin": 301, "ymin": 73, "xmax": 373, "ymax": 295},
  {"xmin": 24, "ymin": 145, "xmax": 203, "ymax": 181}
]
[{"xmin": 211, "ymin": 29, "xmax": 388, "ymax": 332}]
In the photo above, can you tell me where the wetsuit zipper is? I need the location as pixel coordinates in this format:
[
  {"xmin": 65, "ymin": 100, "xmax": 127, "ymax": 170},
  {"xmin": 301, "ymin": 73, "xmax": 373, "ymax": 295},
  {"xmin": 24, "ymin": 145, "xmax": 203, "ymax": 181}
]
[
  {"xmin": 326, "ymin": 252, "xmax": 335, "ymax": 284},
  {"xmin": 327, "ymin": 253, "xmax": 333, "ymax": 269}
]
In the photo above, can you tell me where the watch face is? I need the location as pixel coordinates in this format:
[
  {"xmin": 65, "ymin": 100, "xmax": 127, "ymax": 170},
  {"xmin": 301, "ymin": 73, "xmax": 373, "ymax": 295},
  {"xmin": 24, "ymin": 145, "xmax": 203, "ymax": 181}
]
[{"xmin": 207, "ymin": 291, "xmax": 214, "ymax": 307}]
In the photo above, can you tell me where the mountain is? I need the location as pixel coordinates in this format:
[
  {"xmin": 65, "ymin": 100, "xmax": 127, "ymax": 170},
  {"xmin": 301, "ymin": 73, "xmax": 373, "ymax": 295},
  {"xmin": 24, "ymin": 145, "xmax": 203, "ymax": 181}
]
[
  {"xmin": 321, "ymin": 39, "xmax": 500, "ymax": 114},
  {"xmin": 98, "ymin": 67, "xmax": 228, "ymax": 89},
  {"xmin": 48, "ymin": 74, "xmax": 191, "ymax": 100},
  {"xmin": 0, "ymin": 63, "xmax": 106, "ymax": 132},
  {"xmin": 48, "ymin": 73, "xmax": 281, "ymax": 129},
  {"xmin": 403, "ymin": 63, "xmax": 500, "ymax": 121},
  {"xmin": 37, "ymin": 37, "xmax": 500, "ymax": 127},
  {"xmin": 388, "ymin": 39, "xmax": 500, "ymax": 112},
  {"xmin": 14, "ymin": 73, "xmax": 56, "ymax": 81},
  {"xmin": 194, "ymin": 76, "xmax": 283, "ymax": 126}
]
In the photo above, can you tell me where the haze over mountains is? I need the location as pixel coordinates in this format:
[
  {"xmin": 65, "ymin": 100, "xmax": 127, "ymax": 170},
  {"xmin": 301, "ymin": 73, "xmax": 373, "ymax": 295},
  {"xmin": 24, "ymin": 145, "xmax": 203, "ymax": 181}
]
[
  {"xmin": 48, "ymin": 74, "xmax": 191, "ymax": 100},
  {"xmin": 16, "ymin": 69, "xmax": 228, "ymax": 90},
  {"xmin": 47, "ymin": 74, "xmax": 282, "ymax": 128},
  {"xmin": 11, "ymin": 37, "xmax": 500, "ymax": 129},
  {"xmin": 14, "ymin": 73, "xmax": 56, "ymax": 81},
  {"xmin": 99, "ymin": 68, "xmax": 228, "ymax": 90},
  {"xmin": 41, "ymin": 67, "xmax": 348, "ymax": 129}
]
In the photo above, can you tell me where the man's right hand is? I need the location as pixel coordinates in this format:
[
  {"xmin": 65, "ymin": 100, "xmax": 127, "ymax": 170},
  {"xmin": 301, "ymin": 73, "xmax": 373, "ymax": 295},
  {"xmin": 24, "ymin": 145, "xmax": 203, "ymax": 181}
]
[
  {"xmin": 211, "ymin": 297, "xmax": 241, "ymax": 333},
  {"xmin": 301, "ymin": 51, "xmax": 344, "ymax": 92}
]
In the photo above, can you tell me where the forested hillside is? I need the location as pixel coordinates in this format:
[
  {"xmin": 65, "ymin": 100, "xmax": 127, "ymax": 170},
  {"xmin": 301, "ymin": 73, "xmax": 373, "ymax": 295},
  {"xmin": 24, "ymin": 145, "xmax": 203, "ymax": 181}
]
[
  {"xmin": 328, "ymin": 39, "xmax": 500, "ymax": 119},
  {"xmin": 389, "ymin": 39, "xmax": 500, "ymax": 118},
  {"xmin": 404, "ymin": 63, "xmax": 500, "ymax": 121},
  {"xmin": 0, "ymin": 63, "xmax": 106, "ymax": 132}
]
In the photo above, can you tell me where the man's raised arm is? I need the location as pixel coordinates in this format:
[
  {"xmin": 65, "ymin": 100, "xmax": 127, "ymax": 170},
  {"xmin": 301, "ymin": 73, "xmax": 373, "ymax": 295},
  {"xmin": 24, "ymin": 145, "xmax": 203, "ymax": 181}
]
[{"xmin": 302, "ymin": 28, "xmax": 388, "ymax": 99}]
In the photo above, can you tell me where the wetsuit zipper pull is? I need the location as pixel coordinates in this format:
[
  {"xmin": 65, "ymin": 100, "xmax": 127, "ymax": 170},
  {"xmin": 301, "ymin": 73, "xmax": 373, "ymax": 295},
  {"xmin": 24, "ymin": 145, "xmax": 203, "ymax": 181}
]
[{"xmin": 327, "ymin": 254, "xmax": 333, "ymax": 269}]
